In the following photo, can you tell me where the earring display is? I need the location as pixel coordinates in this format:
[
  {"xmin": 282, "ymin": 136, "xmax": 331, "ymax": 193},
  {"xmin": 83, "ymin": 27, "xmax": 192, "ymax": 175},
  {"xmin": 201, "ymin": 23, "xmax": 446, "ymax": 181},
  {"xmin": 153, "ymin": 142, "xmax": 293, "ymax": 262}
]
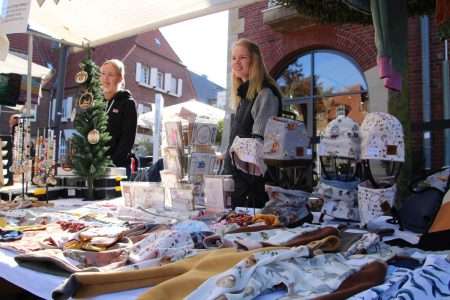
[
  {"xmin": 32, "ymin": 128, "xmax": 57, "ymax": 187},
  {"xmin": 0, "ymin": 137, "xmax": 11, "ymax": 186},
  {"xmin": 11, "ymin": 119, "xmax": 32, "ymax": 181}
]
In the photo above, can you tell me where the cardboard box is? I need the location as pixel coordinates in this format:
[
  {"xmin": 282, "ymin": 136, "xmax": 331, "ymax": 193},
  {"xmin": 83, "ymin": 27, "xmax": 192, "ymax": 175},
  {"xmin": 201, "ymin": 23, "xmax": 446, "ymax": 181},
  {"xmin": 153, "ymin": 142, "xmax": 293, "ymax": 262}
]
[
  {"xmin": 204, "ymin": 175, "xmax": 234, "ymax": 213},
  {"xmin": 120, "ymin": 181, "xmax": 165, "ymax": 209}
]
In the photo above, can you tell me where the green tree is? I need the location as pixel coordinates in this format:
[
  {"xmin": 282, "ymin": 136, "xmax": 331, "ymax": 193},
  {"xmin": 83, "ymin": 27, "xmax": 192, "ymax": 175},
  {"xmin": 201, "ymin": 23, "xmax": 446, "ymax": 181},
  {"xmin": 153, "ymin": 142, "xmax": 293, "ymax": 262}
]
[{"xmin": 72, "ymin": 57, "xmax": 111, "ymax": 200}]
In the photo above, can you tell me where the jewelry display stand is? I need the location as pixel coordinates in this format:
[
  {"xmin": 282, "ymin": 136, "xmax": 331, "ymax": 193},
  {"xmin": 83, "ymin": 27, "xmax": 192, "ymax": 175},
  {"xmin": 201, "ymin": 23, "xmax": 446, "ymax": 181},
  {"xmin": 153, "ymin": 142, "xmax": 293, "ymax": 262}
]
[
  {"xmin": 32, "ymin": 127, "xmax": 57, "ymax": 202},
  {"xmin": 10, "ymin": 117, "xmax": 35, "ymax": 202},
  {"xmin": 0, "ymin": 135, "xmax": 12, "ymax": 187}
]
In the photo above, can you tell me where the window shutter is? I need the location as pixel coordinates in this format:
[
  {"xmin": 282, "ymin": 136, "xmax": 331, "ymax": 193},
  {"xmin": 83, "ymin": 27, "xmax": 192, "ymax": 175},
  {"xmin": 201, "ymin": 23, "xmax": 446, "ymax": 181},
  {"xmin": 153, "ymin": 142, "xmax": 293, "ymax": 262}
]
[
  {"xmin": 137, "ymin": 103, "xmax": 144, "ymax": 114},
  {"xmin": 150, "ymin": 67, "xmax": 158, "ymax": 87},
  {"xmin": 177, "ymin": 79, "xmax": 183, "ymax": 97},
  {"xmin": 164, "ymin": 73, "xmax": 172, "ymax": 92},
  {"xmin": 136, "ymin": 62, "xmax": 142, "ymax": 83}
]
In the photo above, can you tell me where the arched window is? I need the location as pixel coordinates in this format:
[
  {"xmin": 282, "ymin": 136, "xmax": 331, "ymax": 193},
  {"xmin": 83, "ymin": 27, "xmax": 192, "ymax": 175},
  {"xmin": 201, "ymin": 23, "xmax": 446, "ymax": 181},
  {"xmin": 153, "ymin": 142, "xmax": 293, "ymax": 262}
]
[{"xmin": 276, "ymin": 50, "xmax": 368, "ymax": 139}]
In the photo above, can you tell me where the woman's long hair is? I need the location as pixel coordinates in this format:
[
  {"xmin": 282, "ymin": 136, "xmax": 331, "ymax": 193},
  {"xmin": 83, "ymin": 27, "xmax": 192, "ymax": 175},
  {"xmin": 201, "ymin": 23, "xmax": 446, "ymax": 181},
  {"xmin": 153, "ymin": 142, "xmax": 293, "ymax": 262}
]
[{"xmin": 231, "ymin": 39, "xmax": 280, "ymax": 109}]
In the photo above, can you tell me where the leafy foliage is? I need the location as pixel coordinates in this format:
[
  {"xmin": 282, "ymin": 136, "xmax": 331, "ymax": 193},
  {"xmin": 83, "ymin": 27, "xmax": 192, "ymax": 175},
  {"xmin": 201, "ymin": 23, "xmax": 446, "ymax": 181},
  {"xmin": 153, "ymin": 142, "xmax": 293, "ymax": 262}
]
[{"xmin": 273, "ymin": 0, "xmax": 435, "ymax": 25}]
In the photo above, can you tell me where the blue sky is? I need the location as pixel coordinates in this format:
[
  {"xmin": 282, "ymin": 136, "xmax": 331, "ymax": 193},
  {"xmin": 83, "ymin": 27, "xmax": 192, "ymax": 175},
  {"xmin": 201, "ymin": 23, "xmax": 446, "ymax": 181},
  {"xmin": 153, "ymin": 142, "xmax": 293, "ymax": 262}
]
[
  {"xmin": 0, "ymin": 0, "xmax": 6, "ymax": 18},
  {"xmin": 161, "ymin": 11, "xmax": 228, "ymax": 88}
]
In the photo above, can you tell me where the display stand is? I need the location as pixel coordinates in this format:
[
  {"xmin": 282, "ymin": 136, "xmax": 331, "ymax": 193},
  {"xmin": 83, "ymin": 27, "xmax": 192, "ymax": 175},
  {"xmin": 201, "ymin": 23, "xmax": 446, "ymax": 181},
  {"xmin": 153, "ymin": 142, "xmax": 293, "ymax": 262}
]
[
  {"xmin": 10, "ymin": 117, "xmax": 34, "ymax": 201},
  {"xmin": 32, "ymin": 127, "xmax": 58, "ymax": 203}
]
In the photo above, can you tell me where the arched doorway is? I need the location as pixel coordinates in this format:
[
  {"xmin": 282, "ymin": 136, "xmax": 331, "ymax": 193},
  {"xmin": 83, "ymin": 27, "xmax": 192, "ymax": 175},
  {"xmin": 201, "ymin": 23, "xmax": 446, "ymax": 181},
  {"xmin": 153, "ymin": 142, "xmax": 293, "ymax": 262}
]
[
  {"xmin": 276, "ymin": 49, "xmax": 368, "ymax": 138},
  {"xmin": 275, "ymin": 50, "xmax": 368, "ymax": 180}
]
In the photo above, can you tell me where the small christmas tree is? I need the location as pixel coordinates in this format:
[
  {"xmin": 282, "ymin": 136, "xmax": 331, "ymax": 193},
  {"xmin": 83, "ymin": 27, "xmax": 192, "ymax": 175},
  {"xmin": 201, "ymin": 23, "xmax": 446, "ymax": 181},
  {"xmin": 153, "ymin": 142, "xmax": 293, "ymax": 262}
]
[{"xmin": 72, "ymin": 56, "xmax": 111, "ymax": 200}]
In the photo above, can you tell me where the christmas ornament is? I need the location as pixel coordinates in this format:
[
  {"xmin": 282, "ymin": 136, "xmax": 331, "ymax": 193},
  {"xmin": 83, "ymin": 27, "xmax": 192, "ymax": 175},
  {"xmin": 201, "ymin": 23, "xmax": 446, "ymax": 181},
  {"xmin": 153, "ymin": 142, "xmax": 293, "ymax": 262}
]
[
  {"xmin": 75, "ymin": 70, "xmax": 88, "ymax": 84},
  {"xmin": 78, "ymin": 91, "xmax": 93, "ymax": 109},
  {"xmin": 87, "ymin": 129, "xmax": 100, "ymax": 144}
]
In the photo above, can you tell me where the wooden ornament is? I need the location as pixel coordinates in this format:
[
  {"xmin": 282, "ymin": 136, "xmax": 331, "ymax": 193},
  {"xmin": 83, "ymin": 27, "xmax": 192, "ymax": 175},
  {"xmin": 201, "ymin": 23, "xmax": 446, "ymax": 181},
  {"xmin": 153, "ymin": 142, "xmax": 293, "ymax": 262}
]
[
  {"xmin": 75, "ymin": 70, "xmax": 88, "ymax": 84},
  {"xmin": 78, "ymin": 91, "xmax": 93, "ymax": 109},
  {"xmin": 87, "ymin": 129, "xmax": 100, "ymax": 144}
]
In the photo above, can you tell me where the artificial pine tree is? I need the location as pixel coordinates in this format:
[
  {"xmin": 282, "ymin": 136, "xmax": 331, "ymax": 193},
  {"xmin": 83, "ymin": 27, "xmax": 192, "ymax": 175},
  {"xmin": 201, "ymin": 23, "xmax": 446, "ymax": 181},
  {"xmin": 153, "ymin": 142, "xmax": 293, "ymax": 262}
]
[{"xmin": 72, "ymin": 56, "xmax": 111, "ymax": 200}]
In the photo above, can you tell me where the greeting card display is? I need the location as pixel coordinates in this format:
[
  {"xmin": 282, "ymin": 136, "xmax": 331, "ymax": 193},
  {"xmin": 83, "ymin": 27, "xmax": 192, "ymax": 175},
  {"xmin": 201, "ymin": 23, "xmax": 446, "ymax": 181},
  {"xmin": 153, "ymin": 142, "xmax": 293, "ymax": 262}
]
[{"xmin": 191, "ymin": 121, "xmax": 217, "ymax": 145}]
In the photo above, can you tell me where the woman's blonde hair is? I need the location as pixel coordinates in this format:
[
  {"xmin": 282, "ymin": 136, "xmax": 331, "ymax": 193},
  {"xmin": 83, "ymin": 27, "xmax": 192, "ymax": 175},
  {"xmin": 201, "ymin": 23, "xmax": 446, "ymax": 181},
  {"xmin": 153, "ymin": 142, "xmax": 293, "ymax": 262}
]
[
  {"xmin": 102, "ymin": 59, "xmax": 126, "ymax": 88},
  {"xmin": 231, "ymin": 39, "xmax": 279, "ymax": 109}
]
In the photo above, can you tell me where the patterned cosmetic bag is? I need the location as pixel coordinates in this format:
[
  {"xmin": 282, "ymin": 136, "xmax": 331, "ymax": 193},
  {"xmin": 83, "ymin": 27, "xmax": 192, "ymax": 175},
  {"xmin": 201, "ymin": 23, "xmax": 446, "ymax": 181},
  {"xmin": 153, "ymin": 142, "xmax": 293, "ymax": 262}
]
[
  {"xmin": 229, "ymin": 136, "xmax": 266, "ymax": 176},
  {"xmin": 263, "ymin": 116, "xmax": 312, "ymax": 161},
  {"xmin": 358, "ymin": 180, "xmax": 397, "ymax": 227},
  {"xmin": 262, "ymin": 184, "xmax": 312, "ymax": 227},
  {"xmin": 316, "ymin": 178, "xmax": 360, "ymax": 221}
]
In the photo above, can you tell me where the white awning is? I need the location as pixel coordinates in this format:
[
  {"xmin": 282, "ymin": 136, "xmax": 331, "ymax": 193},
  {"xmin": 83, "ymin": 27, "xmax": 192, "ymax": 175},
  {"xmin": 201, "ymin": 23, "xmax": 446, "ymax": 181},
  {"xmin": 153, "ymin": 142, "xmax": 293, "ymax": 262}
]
[
  {"xmin": 138, "ymin": 99, "xmax": 226, "ymax": 128},
  {"xmin": 0, "ymin": 52, "xmax": 51, "ymax": 78},
  {"xmin": 4, "ymin": 0, "xmax": 261, "ymax": 47}
]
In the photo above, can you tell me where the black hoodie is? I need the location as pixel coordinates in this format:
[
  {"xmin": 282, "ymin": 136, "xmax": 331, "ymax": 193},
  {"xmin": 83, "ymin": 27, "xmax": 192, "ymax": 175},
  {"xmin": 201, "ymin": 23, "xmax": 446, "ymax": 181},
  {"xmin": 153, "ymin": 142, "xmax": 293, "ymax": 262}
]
[{"xmin": 105, "ymin": 90, "xmax": 137, "ymax": 167}]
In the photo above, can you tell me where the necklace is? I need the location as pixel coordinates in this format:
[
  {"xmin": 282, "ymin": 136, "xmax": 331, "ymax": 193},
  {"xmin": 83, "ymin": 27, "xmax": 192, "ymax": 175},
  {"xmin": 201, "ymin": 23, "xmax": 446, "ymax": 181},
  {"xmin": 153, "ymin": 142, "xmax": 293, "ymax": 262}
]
[{"xmin": 105, "ymin": 99, "xmax": 115, "ymax": 114}]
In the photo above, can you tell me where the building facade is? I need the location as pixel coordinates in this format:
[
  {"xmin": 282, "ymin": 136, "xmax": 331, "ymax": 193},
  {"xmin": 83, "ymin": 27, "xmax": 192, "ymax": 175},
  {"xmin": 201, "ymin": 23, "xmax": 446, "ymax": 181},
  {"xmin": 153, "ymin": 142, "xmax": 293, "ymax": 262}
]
[
  {"xmin": 5, "ymin": 30, "xmax": 197, "ymax": 159},
  {"xmin": 228, "ymin": 2, "xmax": 448, "ymax": 171}
]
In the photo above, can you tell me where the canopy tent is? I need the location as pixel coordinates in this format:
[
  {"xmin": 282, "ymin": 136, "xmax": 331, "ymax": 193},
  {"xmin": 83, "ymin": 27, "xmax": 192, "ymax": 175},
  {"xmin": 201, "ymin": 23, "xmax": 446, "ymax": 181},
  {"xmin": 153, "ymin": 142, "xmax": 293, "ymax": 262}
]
[
  {"xmin": 138, "ymin": 99, "xmax": 226, "ymax": 129},
  {"xmin": 0, "ymin": 52, "xmax": 51, "ymax": 78},
  {"xmin": 1, "ymin": 0, "xmax": 260, "ymax": 47}
]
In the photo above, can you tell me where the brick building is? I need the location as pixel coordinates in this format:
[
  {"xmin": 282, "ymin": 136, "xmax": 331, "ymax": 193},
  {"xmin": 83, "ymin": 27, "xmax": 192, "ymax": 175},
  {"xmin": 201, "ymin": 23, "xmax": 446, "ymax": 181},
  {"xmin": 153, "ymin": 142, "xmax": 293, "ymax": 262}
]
[
  {"xmin": 4, "ymin": 30, "xmax": 196, "ymax": 158},
  {"xmin": 228, "ymin": 2, "xmax": 447, "ymax": 171}
]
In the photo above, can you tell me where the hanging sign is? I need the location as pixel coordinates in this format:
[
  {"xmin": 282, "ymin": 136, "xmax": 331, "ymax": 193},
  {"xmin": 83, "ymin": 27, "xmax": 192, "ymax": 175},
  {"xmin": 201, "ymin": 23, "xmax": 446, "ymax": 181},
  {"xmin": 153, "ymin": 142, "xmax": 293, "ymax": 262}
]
[{"xmin": 0, "ymin": 0, "xmax": 31, "ymax": 34}]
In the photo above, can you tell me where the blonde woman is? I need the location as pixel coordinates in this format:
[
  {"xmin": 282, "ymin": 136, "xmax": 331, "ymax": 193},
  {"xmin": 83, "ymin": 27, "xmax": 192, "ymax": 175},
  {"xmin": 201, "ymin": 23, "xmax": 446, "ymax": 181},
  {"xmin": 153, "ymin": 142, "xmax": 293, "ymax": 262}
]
[
  {"xmin": 100, "ymin": 59, "xmax": 137, "ymax": 175},
  {"xmin": 224, "ymin": 39, "xmax": 282, "ymax": 208}
]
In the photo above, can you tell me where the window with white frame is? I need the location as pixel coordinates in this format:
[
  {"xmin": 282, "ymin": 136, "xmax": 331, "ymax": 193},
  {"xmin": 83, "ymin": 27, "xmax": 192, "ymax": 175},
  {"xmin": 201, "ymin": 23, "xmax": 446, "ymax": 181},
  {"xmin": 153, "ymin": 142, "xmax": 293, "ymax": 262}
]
[
  {"xmin": 140, "ymin": 64, "xmax": 151, "ymax": 86},
  {"xmin": 170, "ymin": 77, "xmax": 177, "ymax": 95},
  {"xmin": 136, "ymin": 62, "xmax": 157, "ymax": 87},
  {"xmin": 137, "ymin": 103, "xmax": 152, "ymax": 115},
  {"xmin": 135, "ymin": 62, "xmax": 182, "ymax": 97},
  {"xmin": 157, "ymin": 71, "xmax": 164, "ymax": 89}
]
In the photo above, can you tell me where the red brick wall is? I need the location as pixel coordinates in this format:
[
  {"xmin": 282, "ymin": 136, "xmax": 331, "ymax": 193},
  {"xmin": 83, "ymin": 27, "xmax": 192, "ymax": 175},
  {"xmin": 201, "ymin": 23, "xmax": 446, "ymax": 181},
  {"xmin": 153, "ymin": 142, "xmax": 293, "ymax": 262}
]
[
  {"xmin": 239, "ymin": 2, "xmax": 447, "ymax": 169},
  {"xmin": 238, "ymin": 2, "xmax": 377, "ymax": 76},
  {"xmin": 407, "ymin": 17, "xmax": 425, "ymax": 169},
  {"xmin": 429, "ymin": 18, "xmax": 445, "ymax": 169},
  {"xmin": 7, "ymin": 32, "xmax": 197, "ymax": 139}
]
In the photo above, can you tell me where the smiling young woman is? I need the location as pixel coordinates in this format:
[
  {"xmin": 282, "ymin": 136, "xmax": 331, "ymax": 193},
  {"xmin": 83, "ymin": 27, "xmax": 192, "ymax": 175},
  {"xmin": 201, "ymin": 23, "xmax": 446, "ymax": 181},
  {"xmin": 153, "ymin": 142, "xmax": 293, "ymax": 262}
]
[
  {"xmin": 100, "ymin": 59, "xmax": 137, "ymax": 177},
  {"xmin": 223, "ymin": 39, "xmax": 282, "ymax": 208}
]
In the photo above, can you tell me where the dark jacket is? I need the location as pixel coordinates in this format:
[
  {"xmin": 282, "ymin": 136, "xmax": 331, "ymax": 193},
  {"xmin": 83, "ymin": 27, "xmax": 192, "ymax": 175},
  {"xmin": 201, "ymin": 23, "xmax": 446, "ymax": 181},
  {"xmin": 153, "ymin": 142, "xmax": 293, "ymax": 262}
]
[
  {"xmin": 224, "ymin": 80, "xmax": 282, "ymax": 208},
  {"xmin": 105, "ymin": 90, "xmax": 137, "ymax": 167},
  {"xmin": 223, "ymin": 80, "xmax": 282, "ymax": 174}
]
